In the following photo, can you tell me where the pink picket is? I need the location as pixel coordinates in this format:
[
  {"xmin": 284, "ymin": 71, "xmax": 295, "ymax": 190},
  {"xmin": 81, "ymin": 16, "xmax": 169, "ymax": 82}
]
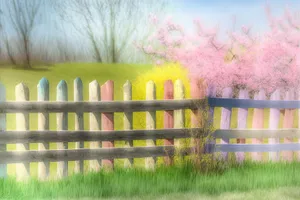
[
  {"xmin": 282, "ymin": 89, "xmax": 295, "ymax": 162},
  {"xmin": 251, "ymin": 89, "xmax": 266, "ymax": 162},
  {"xmin": 236, "ymin": 89, "xmax": 249, "ymax": 162},
  {"xmin": 190, "ymin": 78, "xmax": 206, "ymax": 154},
  {"xmin": 101, "ymin": 80, "xmax": 114, "ymax": 169},
  {"xmin": 269, "ymin": 89, "xmax": 281, "ymax": 162},
  {"xmin": 220, "ymin": 87, "xmax": 233, "ymax": 161}
]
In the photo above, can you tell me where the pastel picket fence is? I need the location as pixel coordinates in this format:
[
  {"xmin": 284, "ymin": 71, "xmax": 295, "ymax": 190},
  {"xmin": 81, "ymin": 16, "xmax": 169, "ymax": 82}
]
[{"xmin": 0, "ymin": 78, "xmax": 299, "ymax": 181}]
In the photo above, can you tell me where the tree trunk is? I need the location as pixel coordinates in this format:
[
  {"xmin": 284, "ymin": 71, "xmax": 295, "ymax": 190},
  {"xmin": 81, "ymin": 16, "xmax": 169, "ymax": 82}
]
[{"xmin": 23, "ymin": 37, "xmax": 31, "ymax": 69}]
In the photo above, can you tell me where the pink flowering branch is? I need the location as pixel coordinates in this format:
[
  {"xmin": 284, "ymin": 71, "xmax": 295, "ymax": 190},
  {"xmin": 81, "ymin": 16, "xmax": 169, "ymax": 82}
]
[{"xmin": 137, "ymin": 5, "xmax": 300, "ymax": 96}]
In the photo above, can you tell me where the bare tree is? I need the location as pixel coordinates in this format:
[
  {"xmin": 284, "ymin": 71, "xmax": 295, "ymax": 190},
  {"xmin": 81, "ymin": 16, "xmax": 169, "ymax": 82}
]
[
  {"xmin": 54, "ymin": 0, "xmax": 169, "ymax": 63},
  {"xmin": 3, "ymin": 0, "xmax": 44, "ymax": 68}
]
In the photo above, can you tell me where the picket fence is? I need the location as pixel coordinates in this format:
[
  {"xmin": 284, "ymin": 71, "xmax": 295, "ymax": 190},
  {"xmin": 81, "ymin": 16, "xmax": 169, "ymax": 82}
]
[{"xmin": 1, "ymin": 77, "xmax": 300, "ymax": 181}]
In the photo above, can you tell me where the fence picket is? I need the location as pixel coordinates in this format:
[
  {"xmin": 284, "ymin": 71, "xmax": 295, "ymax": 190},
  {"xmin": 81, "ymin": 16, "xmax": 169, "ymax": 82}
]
[
  {"xmin": 15, "ymin": 83, "xmax": 30, "ymax": 181},
  {"xmin": 74, "ymin": 78, "xmax": 84, "ymax": 173},
  {"xmin": 282, "ymin": 89, "xmax": 295, "ymax": 162},
  {"xmin": 252, "ymin": 89, "xmax": 266, "ymax": 162},
  {"xmin": 190, "ymin": 79, "xmax": 205, "ymax": 154},
  {"xmin": 174, "ymin": 80, "xmax": 185, "ymax": 157},
  {"xmin": 269, "ymin": 89, "xmax": 280, "ymax": 162},
  {"xmin": 56, "ymin": 80, "xmax": 68, "ymax": 179},
  {"xmin": 37, "ymin": 78, "xmax": 50, "ymax": 180},
  {"xmin": 145, "ymin": 80, "xmax": 156, "ymax": 170},
  {"xmin": 101, "ymin": 80, "xmax": 114, "ymax": 170},
  {"xmin": 236, "ymin": 89, "xmax": 249, "ymax": 163},
  {"xmin": 0, "ymin": 83, "xmax": 6, "ymax": 178},
  {"xmin": 89, "ymin": 80, "xmax": 101, "ymax": 171},
  {"xmin": 163, "ymin": 80, "xmax": 174, "ymax": 166},
  {"xmin": 123, "ymin": 80, "xmax": 133, "ymax": 168},
  {"xmin": 220, "ymin": 87, "xmax": 233, "ymax": 160},
  {"xmin": 205, "ymin": 85, "xmax": 216, "ymax": 156}
]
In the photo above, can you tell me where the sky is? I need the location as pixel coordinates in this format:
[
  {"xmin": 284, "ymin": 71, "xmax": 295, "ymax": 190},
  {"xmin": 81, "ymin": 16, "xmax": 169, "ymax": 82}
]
[
  {"xmin": 171, "ymin": 0, "xmax": 300, "ymax": 40},
  {"xmin": 2, "ymin": 0, "xmax": 300, "ymax": 63},
  {"xmin": 2, "ymin": 0, "xmax": 300, "ymax": 41}
]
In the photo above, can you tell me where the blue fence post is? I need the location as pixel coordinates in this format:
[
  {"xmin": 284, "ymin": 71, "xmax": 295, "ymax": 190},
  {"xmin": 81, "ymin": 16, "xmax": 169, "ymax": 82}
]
[
  {"xmin": 56, "ymin": 80, "xmax": 68, "ymax": 179},
  {"xmin": 37, "ymin": 77, "xmax": 50, "ymax": 180}
]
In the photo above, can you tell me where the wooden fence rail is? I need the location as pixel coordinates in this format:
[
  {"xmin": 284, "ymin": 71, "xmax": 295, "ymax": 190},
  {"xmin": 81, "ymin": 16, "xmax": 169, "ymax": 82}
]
[
  {"xmin": 0, "ymin": 99, "xmax": 203, "ymax": 113},
  {"xmin": 1, "ymin": 77, "xmax": 300, "ymax": 181},
  {"xmin": 0, "ymin": 128, "xmax": 300, "ymax": 144}
]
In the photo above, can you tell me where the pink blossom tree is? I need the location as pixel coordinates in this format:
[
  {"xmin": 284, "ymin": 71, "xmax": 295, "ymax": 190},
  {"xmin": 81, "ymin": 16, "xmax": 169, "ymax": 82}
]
[{"xmin": 137, "ymin": 5, "xmax": 300, "ymax": 97}]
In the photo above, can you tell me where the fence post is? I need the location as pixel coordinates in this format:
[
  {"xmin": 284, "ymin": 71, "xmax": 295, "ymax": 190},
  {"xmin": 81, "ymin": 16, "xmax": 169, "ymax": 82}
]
[
  {"xmin": 0, "ymin": 83, "xmax": 6, "ymax": 178},
  {"xmin": 123, "ymin": 80, "xmax": 133, "ymax": 168},
  {"xmin": 145, "ymin": 80, "xmax": 156, "ymax": 170},
  {"xmin": 220, "ymin": 87, "xmax": 233, "ymax": 161},
  {"xmin": 174, "ymin": 79, "xmax": 185, "ymax": 163},
  {"xmin": 236, "ymin": 89, "xmax": 249, "ymax": 163},
  {"xmin": 101, "ymin": 80, "xmax": 114, "ymax": 170},
  {"xmin": 163, "ymin": 80, "xmax": 174, "ymax": 166},
  {"xmin": 74, "ymin": 77, "xmax": 84, "ymax": 173},
  {"xmin": 269, "ymin": 89, "xmax": 280, "ymax": 162},
  {"xmin": 282, "ymin": 89, "xmax": 295, "ymax": 162},
  {"xmin": 252, "ymin": 89, "xmax": 266, "ymax": 162},
  {"xmin": 56, "ymin": 80, "xmax": 68, "ymax": 179},
  {"xmin": 89, "ymin": 80, "xmax": 101, "ymax": 172},
  {"xmin": 15, "ymin": 83, "xmax": 30, "ymax": 181},
  {"xmin": 37, "ymin": 77, "xmax": 50, "ymax": 181}
]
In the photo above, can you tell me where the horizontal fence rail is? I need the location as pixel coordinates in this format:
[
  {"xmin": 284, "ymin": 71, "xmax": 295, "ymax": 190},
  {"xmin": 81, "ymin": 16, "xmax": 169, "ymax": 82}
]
[
  {"xmin": 2, "ymin": 142, "xmax": 300, "ymax": 164},
  {"xmin": 213, "ymin": 129, "xmax": 300, "ymax": 138},
  {"xmin": 0, "ymin": 146, "xmax": 190, "ymax": 164},
  {"xmin": 208, "ymin": 97, "xmax": 300, "ymax": 109},
  {"xmin": 0, "ymin": 128, "xmax": 193, "ymax": 144},
  {"xmin": 1, "ymin": 128, "xmax": 300, "ymax": 144},
  {"xmin": 213, "ymin": 144, "xmax": 300, "ymax": 152},
  {"xmin": 4, "ymin": 97, "xmax": 300, "ymax": 113},
  {"xmin": 0, "ymin": 99, "xmax": 204, "ymax": 113}
]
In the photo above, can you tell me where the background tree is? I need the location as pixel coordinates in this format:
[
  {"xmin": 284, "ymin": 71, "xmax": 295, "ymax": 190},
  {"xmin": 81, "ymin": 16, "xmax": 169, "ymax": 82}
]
[
  {"xmin": 139, "ymin": 5, "xmax": 300, "ymax": 97},
  {"xmin": 54, "ymin": 0, "xmax": 170, "ymax": 64},
  {"xmin": 1, "ymin": 0, "xmax": 46, "ymax": 69}
]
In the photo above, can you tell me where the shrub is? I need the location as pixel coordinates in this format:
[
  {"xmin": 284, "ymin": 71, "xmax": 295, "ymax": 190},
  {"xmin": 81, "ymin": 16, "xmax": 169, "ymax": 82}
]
[{"xmin": 131, "ymin": 62, "xmax": 192, "ymax": 130}]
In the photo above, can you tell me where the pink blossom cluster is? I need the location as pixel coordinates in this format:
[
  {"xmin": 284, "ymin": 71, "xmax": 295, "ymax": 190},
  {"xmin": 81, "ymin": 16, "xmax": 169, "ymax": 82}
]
[{"xmin": 139, "ymin": 6, "xmax": 300, "ymax": 96}]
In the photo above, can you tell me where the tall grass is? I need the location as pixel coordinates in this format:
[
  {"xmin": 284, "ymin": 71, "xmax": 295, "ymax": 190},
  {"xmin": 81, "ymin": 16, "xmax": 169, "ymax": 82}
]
[{"xmin": 1, "ymin": 161, "xmax": 300, "ymax": 199}]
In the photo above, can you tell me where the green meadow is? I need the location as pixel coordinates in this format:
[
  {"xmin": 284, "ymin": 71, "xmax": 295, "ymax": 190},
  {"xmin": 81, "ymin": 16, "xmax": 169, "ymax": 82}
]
[{"xmin": 1, "ymin": 161, "xmax": 300, "ymax": 199}]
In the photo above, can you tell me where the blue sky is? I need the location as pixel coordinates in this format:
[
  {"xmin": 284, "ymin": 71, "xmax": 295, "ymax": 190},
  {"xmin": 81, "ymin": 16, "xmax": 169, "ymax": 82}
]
[
  {"xmin": 3, "ymin": 0, "xmax": 300, "ymax": 40},
  {"xmin": 171, "ymin": 0, "xmax": 300, "ymax": 40}
]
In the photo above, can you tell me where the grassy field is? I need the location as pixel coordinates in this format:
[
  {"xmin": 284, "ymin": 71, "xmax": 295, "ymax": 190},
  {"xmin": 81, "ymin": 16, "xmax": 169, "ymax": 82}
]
[
  {"xmin": 0, "ymin": 162, "xmax": 300, "ymax": 199},
  {"xmin": 0, "ymin": 63, "xmax": 299, "ymax": 178}
]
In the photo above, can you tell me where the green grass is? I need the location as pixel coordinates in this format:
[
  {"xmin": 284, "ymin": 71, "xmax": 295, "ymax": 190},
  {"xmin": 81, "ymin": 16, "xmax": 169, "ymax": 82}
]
[
  {"xmin": 83, "ymin": 187, "xmax": 300, "ymax": 200},
  {"xmin": 0, "ymin": 161, "xmax": 300, "ymax": 199}
]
